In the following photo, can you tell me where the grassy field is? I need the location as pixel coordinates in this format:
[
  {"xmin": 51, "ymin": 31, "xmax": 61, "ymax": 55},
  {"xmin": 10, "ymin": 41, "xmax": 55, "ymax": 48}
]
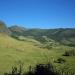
[{"xmin": 0, "ymin": 34, "xmax": 75, "ymax": 75}]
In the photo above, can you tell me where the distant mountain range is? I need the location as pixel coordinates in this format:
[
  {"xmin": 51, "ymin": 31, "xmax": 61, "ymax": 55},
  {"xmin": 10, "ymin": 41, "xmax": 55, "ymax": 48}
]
[{"xmin": 0, "ymin": 21, "xmax": 75, "ymax": 46}]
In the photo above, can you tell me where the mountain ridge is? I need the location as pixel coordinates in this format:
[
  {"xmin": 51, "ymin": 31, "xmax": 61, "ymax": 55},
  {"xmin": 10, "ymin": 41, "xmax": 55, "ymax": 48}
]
[
  {"xmin": 0, "ymin": 21, "xmax": 75, "ymax": 46},
  {"xmin": 9, "ymin": 25, "xmax": 75, "ymax": 46}
]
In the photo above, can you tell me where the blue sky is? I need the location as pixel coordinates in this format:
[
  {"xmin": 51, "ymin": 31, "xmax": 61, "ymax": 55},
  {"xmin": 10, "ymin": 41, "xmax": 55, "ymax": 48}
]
[{"xmin": 0, "ymin": 0, "xmax": 75, "ymax": 28}]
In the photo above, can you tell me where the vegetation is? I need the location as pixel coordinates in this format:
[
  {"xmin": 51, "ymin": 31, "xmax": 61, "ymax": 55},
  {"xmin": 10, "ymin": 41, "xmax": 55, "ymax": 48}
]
[
  {"xmin": 5, "ymin": 62, "xmax": 75, "ymax": 75},
  {"xmin": 63, "ymin": 50, "xmax": 75, "ymax": 56},
  {"xmin": 54, "ymin": 58, "xmax": 66, "ymax": 64},
  {"xmin": 5, "ymin": 62, "xmax": 58, "ymax": 75},
  {"xmin": 9, "ymin": 26, "xmax": 75, "ymax": 47},
  {"xmin": 0, "ymin": 21, "xmax": 75, "ymax": 75}
]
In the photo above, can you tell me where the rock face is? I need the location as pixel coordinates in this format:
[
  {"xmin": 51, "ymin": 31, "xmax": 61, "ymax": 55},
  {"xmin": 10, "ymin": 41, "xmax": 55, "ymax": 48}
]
[{"xmin": 0, "ymin": 21, "xmax": 11, "ymax": 35}]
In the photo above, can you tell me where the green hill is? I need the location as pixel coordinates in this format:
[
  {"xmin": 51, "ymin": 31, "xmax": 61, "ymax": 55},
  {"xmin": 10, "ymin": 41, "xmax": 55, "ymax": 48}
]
[
  {"xmin": 0, "ymin": 22, "xmax": 75, "ymax": 74},
  {"xmin": 0, "ymin": 34, "xmax": 47, "ymax": 74},
  {"xmin": 9, "ymin": 26, "xmax": 75, "ymax": 46},
  {"xmin": 0, "ymin": 33, "xmax": 75, "ymax": 75}
]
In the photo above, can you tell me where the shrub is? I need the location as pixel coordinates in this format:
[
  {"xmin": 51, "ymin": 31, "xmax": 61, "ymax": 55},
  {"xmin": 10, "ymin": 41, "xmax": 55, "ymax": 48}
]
[
  {"xmin": 5, "ymin": 63, "xmax": 58, "ymax": 75},
  {"xmin": 25, "ymin": 63, "xmax": 58, "ymax": 75},
  {"xmin": 5, "ymin": 61, "xmax": 75, "ymax": 75},
  {"xmin": 4, "ymin": 61, "xmax": 24, "ymax": 75},
  {"xmin": 54, "ymin": 58, "xmax": 66, "ymax": 64},
  {"xmin": 63, "ymin": 50, "xmax": 75, "ymax": 56}
]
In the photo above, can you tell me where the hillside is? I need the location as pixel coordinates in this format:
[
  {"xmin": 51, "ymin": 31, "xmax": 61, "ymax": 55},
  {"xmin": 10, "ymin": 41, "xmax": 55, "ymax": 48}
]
[
  {"xmin": 0, "ymin": 33, "xmax": 75, "ymax": 75},
  {"xmin": 0, "ymin": 22, "xmax": 75, "ymax": 74},
  {"xmin": 9, "ymin": 26, "xmax": 75, "ymax": 46},
  {"xmin": 0, "ymin": 33, "xmax": 47, "ymax": 75},
  {"xmin": 0, "ymin": 21, "xmax": 11, "ymax": 35}
]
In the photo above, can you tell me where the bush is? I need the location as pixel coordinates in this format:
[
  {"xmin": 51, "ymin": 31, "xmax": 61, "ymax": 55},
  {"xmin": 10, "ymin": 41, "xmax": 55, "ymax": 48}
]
[
  {"xmin": 5, "ymin": 63, "xmax": 58, "ymax": 75},
  {"xmin": 25, "ymin": 63, "xmax": 58, "ymax": 75},
  {"xmin": 54, "ymin": 58, "xmax": 66, "ymax": 64},
  {"xmin": 4, "ymin": 61, "xmax": 24, "ymax": 75},
  {"xmin": 4, "ymin": 61, "xmax": 75, "ymax": 75},
  {"xmin": 63, "ymin": 50, "xmax": 75, "ymax": 56}
]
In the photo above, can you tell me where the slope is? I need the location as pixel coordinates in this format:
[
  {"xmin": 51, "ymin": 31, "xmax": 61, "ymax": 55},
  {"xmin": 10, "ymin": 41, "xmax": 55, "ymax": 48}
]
[
  {"xmin": 0, "ymin": 21, "xmax": 11, "ymax": 35},
  {"xmin": 9, "ymin": 26, "xmax": 75, "ymax": 46},
  {"xmin": 0, "ymin": 34, "xmax": 75, "ymax": 75},
  {"xmin": 0, "ymin": 34, "xmax": 50, "ymax": 75}
]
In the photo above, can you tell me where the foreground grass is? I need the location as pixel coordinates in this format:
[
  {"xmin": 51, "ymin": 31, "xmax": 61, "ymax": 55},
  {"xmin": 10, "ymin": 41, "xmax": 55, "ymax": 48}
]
[{"xmin": 0, "ymin": 34, "xmax": 75, "ymax": 75}]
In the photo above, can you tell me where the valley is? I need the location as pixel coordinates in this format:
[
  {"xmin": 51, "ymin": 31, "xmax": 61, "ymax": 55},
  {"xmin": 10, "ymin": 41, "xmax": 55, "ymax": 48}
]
[{"xmin": 0, "ymin": 21, "xmax": 75, "ymax": 75}]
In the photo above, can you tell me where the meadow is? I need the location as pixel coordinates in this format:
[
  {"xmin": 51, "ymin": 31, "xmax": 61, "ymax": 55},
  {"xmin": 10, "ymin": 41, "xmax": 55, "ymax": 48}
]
[{"xmin": 0, "ymin": 34, "xmax": 75, "ymax": 75}]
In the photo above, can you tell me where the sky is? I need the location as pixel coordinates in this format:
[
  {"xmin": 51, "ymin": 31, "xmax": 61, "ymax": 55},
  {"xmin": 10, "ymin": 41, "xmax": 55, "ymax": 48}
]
[{"xmin": 0, "ymin": 0, "xmax": 75, "ymax": 29}]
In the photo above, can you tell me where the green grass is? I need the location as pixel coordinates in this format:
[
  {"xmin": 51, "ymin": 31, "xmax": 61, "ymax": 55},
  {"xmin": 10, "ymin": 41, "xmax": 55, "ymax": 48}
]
[{"xmin": 0, "ymin": 34, "xmax": 75, "ymax": 75}]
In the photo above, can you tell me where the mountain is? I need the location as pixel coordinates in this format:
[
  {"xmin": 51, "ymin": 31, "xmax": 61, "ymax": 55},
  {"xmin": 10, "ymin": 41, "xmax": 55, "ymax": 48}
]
[
  {"xmin": 44, "ymin": 28, "xmax": 75, "ymax": 46},
  {"xmin": 0, "ymin": 22, "xmax": 75, "ymax": 74},
  {"xmin": 9, "ymin": 26, "xmax": 75, "ymax": 46},
  {"xmin": 0, "ymin": 21, "xmax": 11, "ymax": 35},
  {"xmin": 9, "ymin": 25, "xmax": 27, "ymax": 36},
  {"xmin": 0, "ymin": 20, "xmax": 75, "ymax": 46}
]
